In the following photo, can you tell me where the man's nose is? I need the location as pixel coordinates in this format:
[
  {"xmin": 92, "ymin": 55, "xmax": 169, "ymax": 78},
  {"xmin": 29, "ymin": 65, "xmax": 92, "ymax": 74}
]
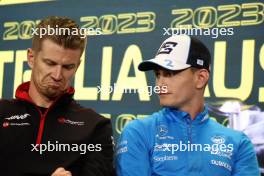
[
  {"xmin": 156, "ymin": 76, "xmax": 167, "ymax": 88},
  {"xmin": 51, "ymin": 66, "xmax": 63, "ymax": 81}
]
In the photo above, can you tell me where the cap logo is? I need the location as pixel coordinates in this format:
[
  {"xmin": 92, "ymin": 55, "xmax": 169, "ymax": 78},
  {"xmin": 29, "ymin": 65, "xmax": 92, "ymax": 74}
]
[
  {"xmin": 164, "ymin": 59, "xmax": 174, "ymax": 68},
  {"xmin": 157, "ymin": 41, "xmax": 177, "ymax": 55},
  {"xmin": 197, "ymin": 59, "xmax": 204, "ymax": 66}
]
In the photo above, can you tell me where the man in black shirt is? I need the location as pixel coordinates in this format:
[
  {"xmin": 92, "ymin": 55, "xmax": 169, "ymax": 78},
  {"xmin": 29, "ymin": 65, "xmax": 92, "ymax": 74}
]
[{"xmin": 0, "ymin": 16, "xmax": 114, "ymax": 176}]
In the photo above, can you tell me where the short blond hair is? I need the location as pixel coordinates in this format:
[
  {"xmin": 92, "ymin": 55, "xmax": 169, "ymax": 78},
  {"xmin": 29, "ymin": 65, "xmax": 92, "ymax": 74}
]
[{"xmin": 32, "ymin": 16, "xmax": 86, "ymax": 54}]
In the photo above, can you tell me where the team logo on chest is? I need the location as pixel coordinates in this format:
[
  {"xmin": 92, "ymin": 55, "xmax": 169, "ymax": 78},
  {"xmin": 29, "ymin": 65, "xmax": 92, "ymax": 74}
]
[
  {"xmin": 156, "ymin": 125, "xmax": 174, "ymax": 140},
  {"xmin": 211, "ymin": 136, "xmax": 225, "ymax": 144},
  {"xmin": 210, "ymin": 135, "xmax": 233, "ymax": 159},
  {"xmin": 4, "ymin": 113, "xmax": 30, "ymax": 120},
  {"xmin": 58, "ymin": 117, "xmax": 85, "ymax": 126},
  {"xmin": 157, "ymin": 125, "xmax": 168, "ymax": 136},
  {"xmin": 2, "ymin": 113, "xmax": 31, "ymax": 128}
]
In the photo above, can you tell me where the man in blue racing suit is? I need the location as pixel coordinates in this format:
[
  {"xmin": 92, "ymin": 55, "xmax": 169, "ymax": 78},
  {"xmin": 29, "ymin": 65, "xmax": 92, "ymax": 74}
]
[{"xmin": 116, "ymin": 35, "xmax": 260, "ymax": 176}]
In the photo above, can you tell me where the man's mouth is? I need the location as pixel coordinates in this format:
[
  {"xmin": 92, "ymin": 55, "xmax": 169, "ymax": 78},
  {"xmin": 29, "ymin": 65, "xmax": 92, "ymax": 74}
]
[
  {"xmin": 48, "ymin": 82, "xmax": 62, "ymax": 88},
  {"xmin": 159, "ymin": 92, "xmax": 171, "ymax": 95}
]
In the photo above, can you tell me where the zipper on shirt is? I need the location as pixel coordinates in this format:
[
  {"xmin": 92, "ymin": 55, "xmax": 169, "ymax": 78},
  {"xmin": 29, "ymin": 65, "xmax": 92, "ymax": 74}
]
[
  {"xmin": 34, "ymin": 97, "xmax": 63, "ymax": 145},
  {"xmin": 187, "ymin": 118, "xmax": 192, "ymax": 144},
  {"xmin": 21, "ymin": 96, "xmax": 62, "ymax": 145},
  {"xmin": 35, "ymin": 107, "xmax": 50, "ymax": 145}
]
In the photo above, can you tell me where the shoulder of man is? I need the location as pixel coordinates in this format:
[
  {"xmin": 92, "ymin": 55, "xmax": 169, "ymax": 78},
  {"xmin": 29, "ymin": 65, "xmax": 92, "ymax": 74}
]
[
  {"xmin": 207, "ymin": 118, "xmax": 256, "ymax": 158},
  {"xmin": 0, "ymin": 99, "xmax": 21, "ymax": 116},
  {"xmin": 123, "ymin": 109, "xmax": 164, "ymax": 134},
  {"xmin": 207, "ymin": 118, "xmax": 247, "ymax": 139},
  {"xmin": 118, "ymin": 109, "xmax": 165, "ymax": 149},
  {"xmin": 0, "ymin": 98, "xmax": 18, "ymax": 106},
  {"xmin": 66, "ymin": 101, "xmax": 111, "ymax": 124}
]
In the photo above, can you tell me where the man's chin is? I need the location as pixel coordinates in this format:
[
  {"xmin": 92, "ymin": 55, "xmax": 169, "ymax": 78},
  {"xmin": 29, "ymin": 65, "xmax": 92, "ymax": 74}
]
[
  {"xmin": 160, "ymin": 102, "xmax": 171, "ymax": 107},
  {"xmin": 160, "ymin": 100, "xmax": 171, "ymax": 106},
  {"xmin": 44, "ymin": 90, "xmax": 64, "ymax": 99},
  {"xmin": 160, "ymin": 102, "xmax": 178, "ymax": 108}
]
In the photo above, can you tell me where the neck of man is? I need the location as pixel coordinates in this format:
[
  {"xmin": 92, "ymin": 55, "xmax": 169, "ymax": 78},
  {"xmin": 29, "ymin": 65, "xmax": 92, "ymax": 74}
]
[
  {"xmin": 28, "ymin": 81, "xmax": 54, "ymax": 108},
  {"xmin": 179, "ymin": 97, "xmax": 205, "ymax": 120}
]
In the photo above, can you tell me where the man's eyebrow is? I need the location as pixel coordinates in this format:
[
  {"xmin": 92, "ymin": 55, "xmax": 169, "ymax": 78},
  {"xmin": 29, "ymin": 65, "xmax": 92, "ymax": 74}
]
[
  {"xmin": 42, "ymin": 58, "xmax": 76, "ymax": 66},
  {"xmin": 41, "ymin": 58, "xmax": 57, "ymax": 64},
  {"xmin": 42, "ymin": 58, "xmax": 56, "ymax": 62}
]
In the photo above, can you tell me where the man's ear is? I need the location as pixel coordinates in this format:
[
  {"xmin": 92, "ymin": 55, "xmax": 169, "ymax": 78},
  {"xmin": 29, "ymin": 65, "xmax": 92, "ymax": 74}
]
[
  {"xmin": 196, "ymin": 69, "xmax": 209, "ymax": 89},
  {"xmin": 27, "ymin": 48, "xmax": 34, "ymax": 69}
]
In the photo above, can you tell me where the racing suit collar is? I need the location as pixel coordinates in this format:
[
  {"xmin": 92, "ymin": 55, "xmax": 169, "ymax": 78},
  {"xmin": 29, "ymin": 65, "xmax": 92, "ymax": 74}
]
[
  {"xmin": 15, "ymin": 81, "xmax": 75, "ymax": 104},
  {"xmin": 164, "ymin": 106, "xmax": 209, "ymax": 125}
]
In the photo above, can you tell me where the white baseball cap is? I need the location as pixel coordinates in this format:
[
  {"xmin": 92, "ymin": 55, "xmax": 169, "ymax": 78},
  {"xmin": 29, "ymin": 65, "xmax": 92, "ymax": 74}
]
[{"xmin": 138, "ymin": 35, "xmax": 211, "ymax": 71}]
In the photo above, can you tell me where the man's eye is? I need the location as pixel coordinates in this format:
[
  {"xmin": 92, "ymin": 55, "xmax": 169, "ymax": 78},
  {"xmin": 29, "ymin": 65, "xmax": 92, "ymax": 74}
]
[
  {"xmin": 154, "ymin": 72, "xmax": 160, "ymax": 77},
  {"xmin": 165, "ymin": 71, "xmax": 175, "ymax": 77},
  {"xmin": 63, "ymin": 65, "xmax": 75, "ymax": 70},
  {"xmin": 164, "ymin": 72, "xmax": 171, "ymax": 77},
  {"xmin": 46, "ymin": 61, "xmax": 56, "ymax": 66}
]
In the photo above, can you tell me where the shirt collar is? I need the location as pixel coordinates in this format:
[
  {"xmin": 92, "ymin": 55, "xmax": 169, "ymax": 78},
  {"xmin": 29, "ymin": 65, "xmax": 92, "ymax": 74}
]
[
  {"xmin": 15, "ymin": 81, "xmax": 75, "ymax": 104},
  {"xmin": 163, "ymin": 106, "xmax": 209, "ymax": 124}
]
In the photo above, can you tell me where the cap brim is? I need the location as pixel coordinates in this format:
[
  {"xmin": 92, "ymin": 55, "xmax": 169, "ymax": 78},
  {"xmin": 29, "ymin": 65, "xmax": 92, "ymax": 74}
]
[{"xmin": 138, "ymin": 58, "xmax": 191, "ymax": 71}]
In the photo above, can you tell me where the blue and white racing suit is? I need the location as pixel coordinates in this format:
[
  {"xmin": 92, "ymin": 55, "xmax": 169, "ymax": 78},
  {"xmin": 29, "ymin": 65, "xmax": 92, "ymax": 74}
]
[{"xmin": 116, "ymin": 107, "xmax": 260, "ymax": 176}]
